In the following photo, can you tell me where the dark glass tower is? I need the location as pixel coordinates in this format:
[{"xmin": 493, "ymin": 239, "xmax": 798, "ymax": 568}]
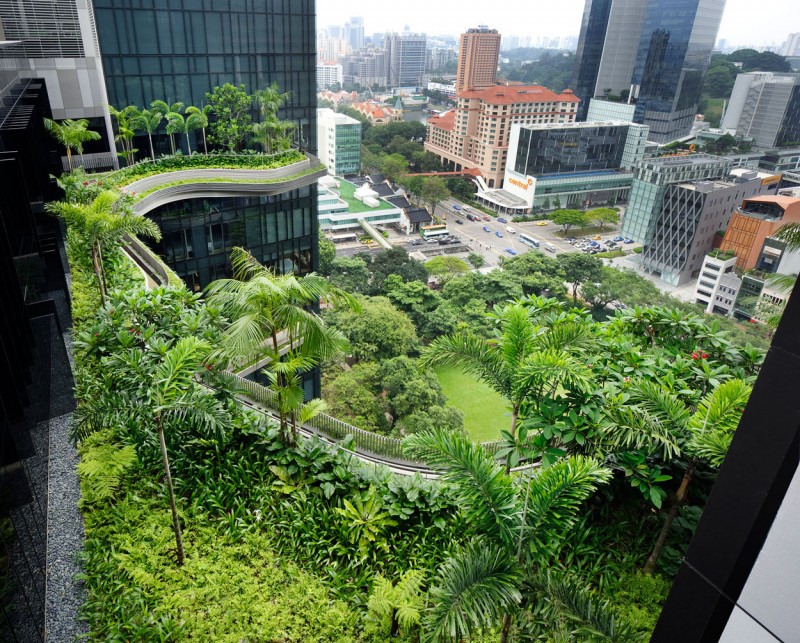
[
  {"xmin": 572, "ymin": 0, "xmax": 725, "ymax": 143},
  {"xmin": 90, "ymin": 0, "xmax": 320, "ymax": 289},
  {"xmin": 631, "ymin": 0, "xmax": 725, "ymax": 143},
  {"xmin": 92, "ymin": 0, "xmax": 317, "ymax": 152}
]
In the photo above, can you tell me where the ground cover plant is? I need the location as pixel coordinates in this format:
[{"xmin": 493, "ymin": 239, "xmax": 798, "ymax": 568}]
[{"xmin": 434, "ymin": 365, "xmax": 507, "ymax": 441}]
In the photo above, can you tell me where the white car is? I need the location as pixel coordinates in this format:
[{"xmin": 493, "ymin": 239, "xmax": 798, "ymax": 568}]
[
  {"xmin": 462, "ymin": 205, "xmax": 472, "ymax": 212},
  {"xmin": 506, "ymin": 226, "xmax": 516, "ymax": 234}
]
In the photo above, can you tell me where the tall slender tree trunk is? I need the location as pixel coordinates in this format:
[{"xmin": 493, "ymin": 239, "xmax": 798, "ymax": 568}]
[
  {"xmin": 66, "ymin": 147, "xmax": 73, "ymax": 171},
  {"xmin": 92, "ymin": 242, "xmax": 107, "ymax": 307},
  {"xmin": 202, "ymin": 128, "xmax": 208, "ymax": 154},
  {"xmin": 504, "ymin": 405, "xmax": 520, "ymax": 474},
  {"xmin": 644, "ymin": 460, "xmax": 697, "ymax": 574},
  {"xmin": 148, "ymin": 133, "xmax": 155, "ymax": 161},
  {"xmin": 157, "ymin": 419, "xmax": 186, "ymax": 566},
  {"xmin": 185, "ymin": 132, "xmax": 192, "ymax": 155}
]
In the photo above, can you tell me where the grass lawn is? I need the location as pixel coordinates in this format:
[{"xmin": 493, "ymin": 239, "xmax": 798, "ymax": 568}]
[{"xmin": 435, "ymin": 366, "xmax": 509, "ymax": 442}]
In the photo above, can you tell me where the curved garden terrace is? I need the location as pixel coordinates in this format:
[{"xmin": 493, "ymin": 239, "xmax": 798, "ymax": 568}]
[{"xmin": 101, "ymin": 151, "xmax": 328, "ymax": 217}]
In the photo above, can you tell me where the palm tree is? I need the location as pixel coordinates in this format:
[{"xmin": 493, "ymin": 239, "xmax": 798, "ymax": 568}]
[
  {"xmin": 73, "ymin": 337, "xmax": 229, "ymax": 565},
  {"xmin": 420, "ymin": 301, "xmax": 594, "ymax": 472},
  {"xmin": 151, "ymin": 100, "xmax": 185, "ymax": 155},
  {"xmin": 255, "ymin": 81, "xmax": 292, "ymax": 119},
  {"xmin": 131, "ymin": 108, "xmax": 163, "ymax": 161},
  {"xmin": 404, "ymin": 428, "xmax": 612, "ymax": 641},
  {"xmin": 45, "ymin": 190, "xmax": 161, "ymax": 305},
  {"xmin": 107, "ymin": 105, "xmax": 140, "ymax": 166},
  {"xmin": 185, "ymin": 105, "xmax": 211, "ymax": 154},
  {"xmin": 599, "ymin": 377, "xmax": 751, "ymax": 573},
  {"xmin": 43, "ymin": 117, "xmax": 102, "ymax": 171},
  {"xmin": 205, "ymin": 247, "xmax": 359, "ymax": 443},
  {"xmin": 166, "ymin": 111, "xmax": 205, "ymax": 155}
]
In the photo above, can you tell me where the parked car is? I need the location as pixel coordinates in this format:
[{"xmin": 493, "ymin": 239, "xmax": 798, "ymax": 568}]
[
  {"xmin": 495, "ymin": 230, "xmax": 504, "ymax": 238},
  {"xmin": 497, "ymin": 217, "xmax": 508, "ymax": 224},
  {"xmin": 452, "ymin": 204, "xmax": 461, "ymax": 211},
  {"xmin": 483, "ymin": 225, "xmax": 491, "ymax": 232},
  {"xmin": 483, "ymin": 215, "xmax": 491, "ymax": 221},
  {"xmin": 592, "ymin": 235, "xmax": 602, "ymax": 240},
  {"xmin": 410, "ymin": 239, "xmax": 422, "ymax": 246},
  {"xmin": 463, "ymin": 206, "xmax": 472, "ymax": 212},
  {"xmin": 466, "ymin": 213, "xmax": 477, "ymax": 221},
  {"xmin": 566, "ymin": 236, "xmax": 577, "ymax": 241},
  {"xmin": 613, "ymin": 235, "xmax": 624, "ymax": 242},
  {"xmin": 624, "ymin": 238, "xmax": 634, "ymax": 244},
  {"xmin": 454, "ymin": 218, "xmax": 463, "ymax": 224},
  {"xmin": 505, "ymin": 248, "xmax": 517, "ymax": 255}
]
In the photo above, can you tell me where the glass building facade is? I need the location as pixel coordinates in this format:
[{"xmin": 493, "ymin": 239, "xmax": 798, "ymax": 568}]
[
  {"xmin": 93, "ymin": 0, "xmax": 317, "ymax": 152},
  {"xmin": 631, "ymin": 0, "xmax": 724, "ymax": 143},
  {"xmin": 146, "ymin": 187, "xmax": 317, "ymax": 292},
  {"xmin": 573, "ymin": 0, "xmax": 724, "ymax": 143},
  {"xmin": 513, "ymin": 123, "xmax": 635, "ymax": 175}
]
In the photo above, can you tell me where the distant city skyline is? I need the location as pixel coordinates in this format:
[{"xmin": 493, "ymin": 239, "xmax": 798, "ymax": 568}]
[{"xmin": 317, "ymin": 0, "xmax": 798, "ymax": 50}]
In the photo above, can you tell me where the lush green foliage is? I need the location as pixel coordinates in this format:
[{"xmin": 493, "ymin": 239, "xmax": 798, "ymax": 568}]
[{"xmin": 205, "ymin": 83, "xmax": 253, "ymax": 152}]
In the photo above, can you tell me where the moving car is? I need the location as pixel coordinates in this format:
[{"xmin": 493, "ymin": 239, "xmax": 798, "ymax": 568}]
[
  {"xmin": 483, "ymin": 225, "xmax": 491, "ymax": 232},
  {"xmin": 505, "ymin": 248, "xmax": 517, "ymax": 255},
  {"xmin": 506, "ymin": 226, "xmax": 516, "ymax": 234},
  {"xmin": 454, "ymin": 218, "xmax": 463, "ymax": 224},
  {"xmin": 536, "ymin": 221, "xmax": 548, "ymax": 226},
  {"xmin": 483, "ymin": 215, "xmax": 491, "ymax": 221},
  {"xmin": 463, "ymin": 206, "xmax": 472, "ymax": 212},
  {"xmin": 497, "ymin": 217, "xmax": 508, "ymax": 224},
  {"xmin": 452, "ymin": 204, "xmax": 461, "ymax": 211},
  {"xmin": 495, "ymin": 230, "xmax": 504, "ymax": 238},
  {"xmin": 613, "ymin": 236, "xmax": 624, "ymax": 242}
]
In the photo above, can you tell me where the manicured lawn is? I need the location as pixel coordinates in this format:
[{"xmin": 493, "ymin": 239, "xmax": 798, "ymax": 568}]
[{"xmin": 435, "ymin": 365, "xmax": 508, "ymax": 442}]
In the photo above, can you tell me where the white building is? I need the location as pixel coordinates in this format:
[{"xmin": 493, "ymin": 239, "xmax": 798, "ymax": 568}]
[
  {"xmin": 695, "ymin": 251, "xmax": 740, "ymax": 315},
  {"xmin": 316, "ymin": 108, "xmax": 361, "ymax": 176},
  {"xmin": 316, "ymin": 62, "xmax": 343, "ymax": 90},
  {"xmin": 317, "ymin": 176, "xmax": 402, "ymax": 231}
]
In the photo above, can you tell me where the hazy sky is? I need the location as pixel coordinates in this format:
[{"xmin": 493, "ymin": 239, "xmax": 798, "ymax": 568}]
[{"xmin": 317, "ymin": 0, "xmax": 798, "ymax": 48}]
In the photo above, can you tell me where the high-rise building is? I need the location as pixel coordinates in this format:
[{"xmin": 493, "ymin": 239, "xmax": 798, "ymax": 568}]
[
  {"xmin": 641, "ymin": 168, "xmax": 778, "ymax": 286},
  {"xmin": 782, "ymin": 32, "xmax": 800, "ymax": 57},
  {"xmin": 722, "ymin": 73, "xmax": 800, "ymax": 149},
  {"xmin": 572, "ymin": 0, "xmax": 725, "ymax": 143},
  {"xmin": 317, "ymin": 108, "xmax": 362, "ymax": 176},
  {"xmin": 385, "ymin": 32, "xmax": 427, "ymax": 89},
  {"xmin": 345, "ymin": 17, "xmax": 365, "ymax": 51},
  {"xmin": 0, "ymin": 0, "xmax": 115, "ymax": 167},
  {"xmin": 316, "ymin": 62, "xmax": 344, "ymax": 90},
  {"xmin": 456, "ymin": 26, "xmax": 501, "ymax": 94},
  {"xmin": 425, "ymin": 85, "xmax": 579, "ymax": 188}
]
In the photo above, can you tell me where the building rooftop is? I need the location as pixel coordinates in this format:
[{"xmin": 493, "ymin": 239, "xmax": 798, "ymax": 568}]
[
  {"xmin": 459, "ymin": 85, "xmax": 579, "ymax": 105},
  {"xmin": 427, "ymin": 110, "xmax": 456, "ymax": 131},
  {"xmin": 521, "ymin": 120, "xmax": 640, "ymax": 131}
]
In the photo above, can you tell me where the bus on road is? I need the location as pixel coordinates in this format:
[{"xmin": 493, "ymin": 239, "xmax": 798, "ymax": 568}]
[
  {"xmin": 519, "ymin": 232, "xmax": 540, "ymax": 249},
  {"xmin": 421, "ymin": 224, "xmax": 449, "ymax": 239}
]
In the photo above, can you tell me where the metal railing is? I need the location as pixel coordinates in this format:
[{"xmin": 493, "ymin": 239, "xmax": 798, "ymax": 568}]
[{"xmin": 225, "ymin": 372, "xmax": 503, "ymax": 466}]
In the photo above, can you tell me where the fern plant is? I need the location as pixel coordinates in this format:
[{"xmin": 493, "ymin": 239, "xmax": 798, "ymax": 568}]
[
  {"xmin": 78, "ymin": 434, "xmax": 138, "ymax": 507},
  {"xmin": 367, "ymin": 570, "xmax": 425, "ymax": 638}
]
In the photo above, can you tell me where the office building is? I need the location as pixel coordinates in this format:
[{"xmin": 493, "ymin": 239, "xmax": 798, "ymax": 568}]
[
  {"xmin": 316, "ymin": 62, "xmax": 344, "ymax": 90},
  {"xmin": 694, "ymin": 250, "xmax": 740, "ymax": 315},
  {"xmin": 340, "ymin": 47, "xmax": 388, "ymax": 88},
  {"xmin": 92, "ymin": 0, "xmax": 317, "ymax": 151},
  {"xmin": 585, "ymin": 98, "xmax": 637, "ymax": 122},
  {"xmin": 428, "ymin": 47, "xmax": 457, "ymax": 72},
  {"xmin": 317, "ymin": 108, "xmax": 362, "ymax": 176},
  {"xmin": 572, "ymin": 0, "xmax": 725, "ymax": 143},
  {"xmin": 720, "ymin": 195, "xmax": 800, "ymax": 271},
  {"xmin": 721, "ymin": 73, "xmax": 800, "ymax": 149},
  {"xmin": 641, "ymin": 168, "xmax": 779, "ymax": 286},
  {"xmin": 345, "ymin": 17, "xmax": 365, "ymax": 51},
  {"xmin": 621, "ymin": 154, "xmax": 735, "ymax": 244},
  {"xmin": 385, "ymin": 32, "xmax": 427, "ymax": 89},
  {"xmin": 782, "ymin": 32, "xmax": 800, "ymax": 57},
  {"xmin": 0, "ymin": 0, "xmax": 115, "ymax": 168},
  {"xmin": 425, "ymin": 85, "xmax": 579, "ymax": 188},
  {"xmin": 456, "ymin": 26, "xmax": 501, "ymax": 93},
  {"xmin": 475, "ymin": 120, "xmax": 649, "ymax": 213}
]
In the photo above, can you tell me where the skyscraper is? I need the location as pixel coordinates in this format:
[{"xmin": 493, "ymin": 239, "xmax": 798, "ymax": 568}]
[
  {"xmin": 345, "ymin": 17, "xmax": 365, "ymax": 51},
  {"xmin": 456, "ymin": 26, "xmax": 501, "ymax": 94},
  {"xmin": 572, "ymin": 0, "xmax": 725, "ymax": 143},
  {"xmin": 385, "ymin": 32, "xmax": 427, "ymax": 89}
]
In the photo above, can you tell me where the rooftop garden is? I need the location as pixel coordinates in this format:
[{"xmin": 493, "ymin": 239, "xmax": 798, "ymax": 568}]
[
  {"xmin": 336, "ymin": 179, "xmax": 396, "ymax": 213},
  {"xmin": 708, "ymin": 248, "xmax": 736, "ymax": 261},
  {"xmin": 40, "ymin": 83, "xmax": 778, "ymax": 641}
]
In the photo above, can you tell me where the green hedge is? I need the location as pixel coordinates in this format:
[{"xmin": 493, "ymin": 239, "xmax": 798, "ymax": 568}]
[{"xmin": 109, "ymin": 150, "xmax": 305, "ymax": 187}]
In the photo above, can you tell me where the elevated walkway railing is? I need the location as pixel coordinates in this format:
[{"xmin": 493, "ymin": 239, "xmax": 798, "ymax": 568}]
[{"xmin": 225, "ymin": 372, "xmax": 507, "ymax": 475}]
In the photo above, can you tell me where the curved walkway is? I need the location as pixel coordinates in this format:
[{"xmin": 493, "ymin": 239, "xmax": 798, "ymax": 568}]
[{"xmin": 127, "ymin": 153, "xmax": 327, "ymax": 218}]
